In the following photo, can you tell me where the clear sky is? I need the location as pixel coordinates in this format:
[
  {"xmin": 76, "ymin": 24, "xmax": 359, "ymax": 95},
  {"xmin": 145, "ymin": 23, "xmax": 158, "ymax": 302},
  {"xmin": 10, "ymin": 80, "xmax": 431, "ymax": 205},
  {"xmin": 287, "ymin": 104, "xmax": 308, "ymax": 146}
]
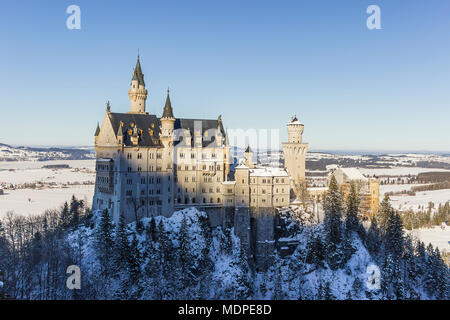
[{"xmin": 0, "ymin": 0, "xmax": 449, "ymax": 151}]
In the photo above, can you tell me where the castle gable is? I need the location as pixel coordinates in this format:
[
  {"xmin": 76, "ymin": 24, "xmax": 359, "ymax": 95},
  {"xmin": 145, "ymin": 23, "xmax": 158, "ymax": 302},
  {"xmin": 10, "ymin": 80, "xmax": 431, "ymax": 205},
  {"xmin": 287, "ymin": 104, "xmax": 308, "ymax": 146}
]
[
  {"xmin": 174, "ymin": 118, "xmax": 226, "ymax": 148},
  {"xmin": 109, "ymin": 112, "xmax": 162, "ymax": 147}
]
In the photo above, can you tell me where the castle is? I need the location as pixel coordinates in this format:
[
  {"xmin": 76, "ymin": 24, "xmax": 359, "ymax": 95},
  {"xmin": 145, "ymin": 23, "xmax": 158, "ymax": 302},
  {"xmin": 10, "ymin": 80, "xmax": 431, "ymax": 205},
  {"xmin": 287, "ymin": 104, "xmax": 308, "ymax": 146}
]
[{"xmin": 92, "ymin": 56, "xmax": 308, "ymax": 269}]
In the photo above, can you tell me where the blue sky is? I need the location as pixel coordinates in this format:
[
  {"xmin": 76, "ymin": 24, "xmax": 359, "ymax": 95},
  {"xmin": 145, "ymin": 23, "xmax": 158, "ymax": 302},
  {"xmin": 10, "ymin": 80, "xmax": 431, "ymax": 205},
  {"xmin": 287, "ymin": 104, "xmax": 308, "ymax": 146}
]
[{"xmin": 0, "ymin": 0, "xmax": 449, "ymax": 151}]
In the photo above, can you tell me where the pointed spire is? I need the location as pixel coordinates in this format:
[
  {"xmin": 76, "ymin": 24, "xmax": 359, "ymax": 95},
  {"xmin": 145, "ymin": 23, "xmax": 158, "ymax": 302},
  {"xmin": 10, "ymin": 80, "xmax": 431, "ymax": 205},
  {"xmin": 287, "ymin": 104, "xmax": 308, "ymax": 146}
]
[
  {"xmin": 162, "ymin": 87, "xmax": 174, "ymax": 118},
  {"xmin": 106, "ymin": 100, "xmax": 111, "ymax": 113},
  {"xmin": 245, "ymin": 146, "xmax": 253, "ymax": 153},
  {"xmin": 94, "ymin": 122, "xmax": 100, "ymax": 136},
  {"xmin": 132, "ymin": 53, "xmax": 145, "ymax": 86},
  {"xmin": 117, "ymin": 122, "xmax": 123, "ymax": 137}
]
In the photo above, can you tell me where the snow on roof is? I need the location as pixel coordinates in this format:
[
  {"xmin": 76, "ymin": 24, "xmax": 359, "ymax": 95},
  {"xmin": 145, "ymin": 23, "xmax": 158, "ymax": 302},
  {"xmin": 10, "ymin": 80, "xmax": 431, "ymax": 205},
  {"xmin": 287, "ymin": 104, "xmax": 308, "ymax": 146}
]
[
  {"xmin": 96, "ymin": 158, "xmax": 113, "ymax": 162},
  {"xmin": 235, "ymin": 163, "xmax": 249, "ymax": 169},
  {"xmin": 249, "ymin": 167, "xmax": 288, "ymax": 177},
  {"xmin": 222, "ymin": 181, "xmax": 236, "ymax": 185},
  {"xmin": 338, "ymin": 168, "xmax": 368, "ymax": 181}
]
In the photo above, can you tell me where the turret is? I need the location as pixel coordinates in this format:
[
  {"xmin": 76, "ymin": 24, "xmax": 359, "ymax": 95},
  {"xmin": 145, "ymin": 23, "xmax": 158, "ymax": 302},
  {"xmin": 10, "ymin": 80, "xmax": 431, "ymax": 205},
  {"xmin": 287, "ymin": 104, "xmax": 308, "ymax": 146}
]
[
  {"xmin": 282, "ymin": 115, "xmax": 308, "ymax": 193},
  {"xmin": 128, "ymin": 55, "xmax": 148, "ymax": 114},
  {"xmin": 244, "ymin": 146, "xmax": 255, "ymax": 168},
  {"xmin": 160, "ymin": 88, "xmax": 175, "ymax": 146}
]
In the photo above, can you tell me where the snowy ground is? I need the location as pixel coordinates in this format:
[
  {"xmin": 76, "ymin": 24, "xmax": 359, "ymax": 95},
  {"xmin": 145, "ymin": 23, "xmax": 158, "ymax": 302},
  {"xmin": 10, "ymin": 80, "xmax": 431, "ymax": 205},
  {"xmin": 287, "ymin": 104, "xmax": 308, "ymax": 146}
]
[
  {"xmin": 408, "ymin": 226, "xmax": 450, "ymax": 252},
  {"xmin": 359, "ymin": 167, "xmax": 450, "ymax": 177},
  {"xmin": 389, "ymin": 189, "xmax": 450, "ymax": 211},
  {"xmin": 0, "ymin": 185, "xmax": 94, "ymax": 218},
  {"xmin": 0, "ymin": 160, "xmax": 95, "ymax": 218}
]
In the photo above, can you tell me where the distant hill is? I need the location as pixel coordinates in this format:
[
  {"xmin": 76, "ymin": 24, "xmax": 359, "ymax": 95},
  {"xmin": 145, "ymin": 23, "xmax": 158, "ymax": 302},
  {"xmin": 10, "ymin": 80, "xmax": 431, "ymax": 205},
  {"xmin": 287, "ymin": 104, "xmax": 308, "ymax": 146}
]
[{"xmin": 0, "ymin": 143, "xmax": 95, "ymax": 161}]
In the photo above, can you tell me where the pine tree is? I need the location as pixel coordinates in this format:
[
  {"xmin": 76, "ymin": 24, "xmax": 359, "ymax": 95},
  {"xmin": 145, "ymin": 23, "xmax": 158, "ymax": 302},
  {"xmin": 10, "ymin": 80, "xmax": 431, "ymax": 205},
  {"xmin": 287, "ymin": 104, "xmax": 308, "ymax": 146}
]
[
  {"xmin": 323, "ymin": 175, "xmax": 344, "ymax": 270},
  {"xmin": 179, "ymin": 215, "xmax": 195, "ymax": 288},
  {"xmin": 385, "ymin": 212, "xmax": 404, "ymax": 259},
  {"xmin": 236, "ymin": 245, "xmax": 251, "ymax": 300},
  {"xmin": 96, "ymin": 209, "xmax": 114, "ymax": 281},
  {"xmin": 127, "ymin": 235, "xmax": 142, "ymax": 294},
  {"xmin": 366, "ymin": 216, "xmax": 381, "ymax": 256},
  {"xmin": 114, "ymin": 213, "xmax": 130, "ymax": 272},
  {"xmin": 60, "ymin": 201, "xmax": 70, "ymax": 230},
  {"xmin": 378, "ymin": 194, "xmax": 393, "ymax": 232},
  {"xmin": 69, "ymin": 195, "xmax": 80, "ymax": 227},
  {"xmin": 345, "ymin": 182, "xmax": 360, "ymax": 233}
]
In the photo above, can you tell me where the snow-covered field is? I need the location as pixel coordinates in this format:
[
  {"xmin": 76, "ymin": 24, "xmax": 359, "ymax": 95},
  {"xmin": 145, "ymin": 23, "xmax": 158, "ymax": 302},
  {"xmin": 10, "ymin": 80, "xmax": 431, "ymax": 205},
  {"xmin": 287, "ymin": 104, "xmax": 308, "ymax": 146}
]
[
  {"xmin": 390, "ymin": 189, "xmax": 450, "ymax": 211},
  {"xmin": 0, "ymin": 160, "xmax": 95, "ymax": 218},
  {"xmin": 0, "ymin": 185, "xmax": 94, "ymax": 218},
  {"xmin": 359, "ymin": 167, "xmax": 450, "ymax": 177},
  {"xmin": 408, "ymin": 226, "xmax": 450, "ymax": 252}
]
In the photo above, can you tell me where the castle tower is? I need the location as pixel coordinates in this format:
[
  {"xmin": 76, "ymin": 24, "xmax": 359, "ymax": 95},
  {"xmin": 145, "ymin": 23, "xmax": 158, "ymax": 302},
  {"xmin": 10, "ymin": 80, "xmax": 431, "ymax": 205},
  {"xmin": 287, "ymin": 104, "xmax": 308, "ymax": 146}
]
[
  {"xmin": 128, "ymin": 55, "xmax": 148, "ymax": 114},
  {"xmin": 160, "ymin": 88, "xmax": 175, "ymax": 145},
  {"xmin": 244, "ymin": 146, "xmax": 255, "ymax": 168},
  {"xmin": 282, "ymin": 115, "xmax": 308, "ymax": 189}
]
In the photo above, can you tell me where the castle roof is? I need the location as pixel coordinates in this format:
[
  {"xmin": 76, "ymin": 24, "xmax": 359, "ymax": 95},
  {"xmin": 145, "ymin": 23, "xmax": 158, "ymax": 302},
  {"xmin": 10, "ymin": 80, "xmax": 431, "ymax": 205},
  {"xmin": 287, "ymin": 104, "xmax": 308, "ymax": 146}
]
[
  {"xmin": 131, "ymin": 55, "xmax": 145, "ymax": 86},
  {"xmin": 109, "ymin": 112, "xmax": 162, "ymax": 147},
  {"xmin": 245, "ymin": 146, "xmax": 253, "ymax": 153},
  {"xmin": 94, "ymin": 122, "xmax": 100, "ymax": 136},
  {"xmin": 162, "ymin": 89, "xmax": 174, "ymax": 118},
  {"xmin": 250, "ymin": 167, "xmax": 288, "ymax": 177},
  {"xmin": 174, "ymin": 118, "xmax": 227, "ymax": 148},
  {"xmin": 108, "ymin": 112, "xmax": 227, "ymax": 148}
]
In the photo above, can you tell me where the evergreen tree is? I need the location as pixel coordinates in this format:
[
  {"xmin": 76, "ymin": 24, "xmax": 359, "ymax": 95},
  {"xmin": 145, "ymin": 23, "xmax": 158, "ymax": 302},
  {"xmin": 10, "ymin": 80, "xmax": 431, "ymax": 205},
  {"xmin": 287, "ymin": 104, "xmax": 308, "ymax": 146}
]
[
  {"xmin": 60, "ymin": 201, "xmax": 70, "ymax": 230},
  {"xmin": 366, "ymin": 216, "xmax": 381, "ymax": 256},
  {"xmin": 69, "ymin": 195, "xmax": 80, "ymax": 227},
  {"xmin": 345, "ymin": 182, "xmax": 360, "ymax": 233},
  {"xmin": 96, "ymin": 209, "xmax": 114, "ymax": 283},
  {"xmin": 113, "ymin": 213, "xmax": 130, "ymax": 272},
  {"xmin": 235, "ymin": 245, "xmax": 251, "ymax": 300},
  {"xmin": 378, "ymin": 194, "xmax": 393, "ymax": 231},
  {"xmin": 323, "ymin": 175, "xmax": 344, "ymax": 270},
  {"xmin": 385, "ymin": 212, "xmax": 404, "ymax": 258}
]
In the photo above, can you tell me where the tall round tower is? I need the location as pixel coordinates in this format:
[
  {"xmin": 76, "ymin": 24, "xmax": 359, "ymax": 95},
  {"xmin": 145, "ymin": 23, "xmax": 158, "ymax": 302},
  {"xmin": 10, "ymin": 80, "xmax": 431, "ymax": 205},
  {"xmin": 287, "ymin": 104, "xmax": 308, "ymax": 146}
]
[
  {"xmin": 282, "ymin": 115, "xmax": 308, "ymax": 188},
  {"xmin": 128, "ymin": 55, "xmax": 148, "ymax": 114}
]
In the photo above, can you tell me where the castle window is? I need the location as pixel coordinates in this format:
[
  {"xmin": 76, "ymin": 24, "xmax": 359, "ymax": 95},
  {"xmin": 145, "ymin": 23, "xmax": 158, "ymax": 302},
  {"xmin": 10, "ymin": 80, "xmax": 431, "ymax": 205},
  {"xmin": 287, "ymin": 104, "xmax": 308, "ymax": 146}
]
[
  {"xmin": 217, "ymin": 198, "xmax": 221, "ymax": 203},
  {"xmin": 216, "ymin": 187, "xmax": 220, "ymax": 193},
  {"xmin": 212, "ymin": 153, "xmax": 216, "ymax": 158},
  {"xmin": 242, "ymin": 179, "xmax": 245, "ymax": 184},
  {"xmin": 156, "ymin": 178, "xmax": 161, "ymax": 184},
  {"xmin": 210, "ymin": 198, "xmax": 213, "ymax": 203},
  {"xmin": 185, "ymin": 165, "xmax": 189, "ymax": 170},
  {"xmin": 141, "ymin": 190, "xmax": 145, "ymax": 196},
  {"xmin": 179, "ymin": 153, "xmax": 185, "ymax": 158},
  {"xmin": 191, "ymin": 153, "xmax": 195, "ymax": 159},
  {"xmin": 192, "ymin": 177, "xmax": 196, "ymax": 182},
  {"xmin": 156, "ymin": 153, "xmax": 162, "ymax": 159},
  {"xmin": 137, "ymin": 153, "xmax": 142, "ymax": 159},
  {"xmin": 138, "ymin": 166, "xmax": 142, "ymax": 172},
  {"xmin": 127, "ymin": 167, "xmax": 131, "ymax": 172},
  {"xmin": 185, "ymin": 177, "xmax": 189, "ymax": 182},
  {"xmin": 281, "ymin": 179, "xmax": 285, "ymax": 183},
  {"xmin": 141, "ymin": 178, "xmax": 146, "ymax": 184},
  {"xmin": 127, "ymin": 153, "xmax": 132, "ymax": 159},
  {"xmin": 192, "ymin": 197, "xmax": 196, "ymax": 203},
  {"xmin": 156, "ymin": 189, "xmax": 161, "ymax": 194}
]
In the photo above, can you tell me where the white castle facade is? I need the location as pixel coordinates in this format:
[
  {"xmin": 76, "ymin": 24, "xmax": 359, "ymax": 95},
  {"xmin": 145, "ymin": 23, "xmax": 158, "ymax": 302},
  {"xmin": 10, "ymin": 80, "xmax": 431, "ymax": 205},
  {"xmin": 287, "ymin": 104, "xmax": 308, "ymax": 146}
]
[{"xmin": 92, "ymin": 56, "xmax": 308, "ymax": 268}]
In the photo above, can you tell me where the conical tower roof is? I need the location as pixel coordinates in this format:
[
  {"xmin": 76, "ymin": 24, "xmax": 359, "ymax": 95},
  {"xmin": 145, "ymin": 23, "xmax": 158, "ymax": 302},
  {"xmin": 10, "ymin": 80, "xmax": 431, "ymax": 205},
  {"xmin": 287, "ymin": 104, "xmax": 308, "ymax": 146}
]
[
  {"xmin": 132, "ymin": 55, "xmax": 145, "ymax": 86},
  {"xmin": 162, "ymin": 88, "xmax": 174, "ymax": 118}
]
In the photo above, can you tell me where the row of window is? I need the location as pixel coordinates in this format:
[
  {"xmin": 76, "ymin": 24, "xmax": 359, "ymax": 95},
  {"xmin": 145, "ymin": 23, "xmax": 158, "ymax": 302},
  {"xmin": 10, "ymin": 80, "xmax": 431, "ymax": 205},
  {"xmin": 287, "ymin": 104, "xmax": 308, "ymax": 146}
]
[
  {"xmin": 179, "ymin": 153, "xmax": 218, "ymax": 159},
  {"xmin": 127, "ymin": 152, "xmax": 162, "ymax": 159}
]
